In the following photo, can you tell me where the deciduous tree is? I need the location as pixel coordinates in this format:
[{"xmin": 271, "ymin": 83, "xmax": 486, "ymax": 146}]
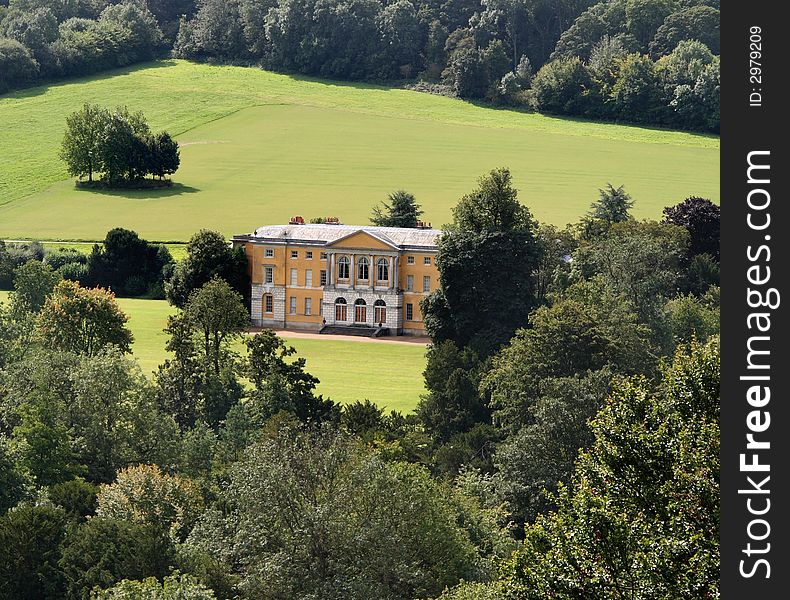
[
  {"xmin": 36, "ymin": 280, "xmax": 133, "ymax": 356},
  {"xmin": 166, "ymin": 229, "xmax": 248, "ymax": 308},
  {"xmin": 186, "ymin": 425, "xmax": 481, "ymax": 599},
  {"xmin": 183, "ymin": 277, "xmax": 249, "ymax": 375},
  {"xmin": 12, "ymin": 260, "xmax": 62, "ymax": 313},
  {"xmin": 59, "ymin": 103, "xmax": 108, "ymax": 183},
  {"xmin": 422, "ymin": 168, "xmax": 542, "ymax": 355}
]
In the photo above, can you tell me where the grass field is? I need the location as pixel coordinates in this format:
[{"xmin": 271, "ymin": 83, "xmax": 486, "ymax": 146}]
[
  {"xmin": 27, "ymin": 241, "xmax": 188, "ymax": 261},
  {"xmin": 0, "ymin": 60, "xmax": 718, "ymax": 242},
  {"xmin": 0, "ymin": 291, "xmax": 427, "ymax": 412}
]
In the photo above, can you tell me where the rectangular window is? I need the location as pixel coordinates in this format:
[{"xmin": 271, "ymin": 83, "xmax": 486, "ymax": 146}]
[
  {"xmin": 423, "ymin": 256, "xmax": 431, "ymax": 265},
  {"xmin": 264, "ymin": 295, "xmax": 273, "ymax": 313},
  {"xmin": 264, "ymin": 266, "xmax": 274, "ymax": 284},
  {"xmin": 290, "ymin": 250, "xmax": 298, "ymax": 259},
  {"xmin": 289, "ymin": 296, "xmax": 297, "ymax": 315},
  {"xmin": 265, "ymin": 248, "xmax": 274, "ymax": 258},
  {"xmin": 305, "ymin": 269, "xmax": 313, "ymax": 287},
  {"xmin": 407, "ymin": 256, "xmax": 415, "ymax": 264},
  {"xmin": 305, "ymin": 297, "xmax": 312, "ymax": 315},
  {"xmin": 423, "ymin": 276, "xmax": 430, "ymax": 292},
  {"xmin": 320, "ymin": 252, "xmax": 328, "ymax": 260},
  {"xmin": 320, "ymin": 270, "xmax": 327, "ymax": 286},
  {"xmin": 406, "ymin": 275, "xmax": 414, "ymax": 291},
  {"xmin": 406, "ymin": 303, "xmax": 413, "ymax": 321},
  {"xmin": 306, "ymin": 251, "xmax": 313, "ymax": 260},
  {"xmin": 290, "ymin": 268, "xmax": 298, "ymax": 286}
]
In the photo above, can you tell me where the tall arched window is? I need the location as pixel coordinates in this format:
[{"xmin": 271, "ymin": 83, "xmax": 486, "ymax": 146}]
[
  {"xmin": 354, "ymin": 298, "xmax": 367, "ymax": 323},
  {"xmin": 357, "ymin": 257, "xmax": 369, "ymax": 280},
  {"xmin": 335, "ymin": 297, "xmax": 347, "ymax": 321},
  {"xmin": 374, "ymin": 299, "xmax": 386, "ymax": 325},
  {"xmin": 376, "ymin": 258, "xmax": 389, "ymax": 282},
  {"xmin": 337, "ymin": 256, "xmax": 350, "ymax": 279}
]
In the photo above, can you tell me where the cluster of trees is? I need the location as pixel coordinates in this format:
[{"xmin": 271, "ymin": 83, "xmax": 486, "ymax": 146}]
[
  {"xmin": 0, "ymin": 263, "xmax": 512, "ymax": 598},
  {"xmin": 0, "ymin": 0, "xmax": 169, "ymax": 93},
  {"xmin": 1, "ymin": 227, "xmax": 247, "ymax": 303},
  {"xmin": 171, "ymin": 0, "xmax": 718, "ymax": 131},
  {"xmin": 61, "ymin": 103, "xmax": 180, "ymax": 186},
  {"xmin": 531, "ymin": 37, "xmax": 719, "ymax": 131},
  {"xmin": 1, "ymin": 229, "xmax": 173, "ymax": 298},
  {"xmin": 2, "ymin": 1, "xmax": 719, "ymax": 132},
  {"xmin": 0, "ymin": 167, "xmax": 720, "ymax": 598},
  {"xmin": 410, "ymin": 168, "xmax": 720, "ymax": 598}
]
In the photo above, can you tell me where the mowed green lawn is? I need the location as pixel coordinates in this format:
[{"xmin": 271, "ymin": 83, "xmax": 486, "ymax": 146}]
[
  {"xmin": 0, "ymin": 60, "xmax": 718, "ymax": 241},
  {"xmin": 31, "ymin": 242, "xmax": 187, "ymax": 261},
  {"xmin": 0, "ymin": 291, "xmax": 427, "ymax": 413}
]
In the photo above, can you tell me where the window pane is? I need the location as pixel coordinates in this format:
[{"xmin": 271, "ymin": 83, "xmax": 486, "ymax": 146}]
[
  {"xmin": 336, "ymin": 303, "xmax": 347, "ymax": 321},
  {"xmin": 407, "ymin": 275, "xmax": 413, "ymax": 291},
  {"xmin": 423, "ymin": 276, "xmax": 430, "ymax": 292},
  {"xmin": 338, "ymin": 257, "xmax": 350, "ymax": 279},
  {"xmin": 305, "ymin": 298, "xmax": 312, "ymax": 315},
  {"xmin": 377, "ymin": 259, "xmax": 388, "ymax": 281},
  {"xmin": 290, "ymin": 268, "xmax": 298, "ymax": 286},
  {"xmin": 320, "ymin": 270, "xmax": 327, "ymax": 286},
  {"xmin": 265, "ymin": 266, "xmax": 273, "ymax": 284},
  {"xmin": 291, "ymin": 250, "xmax": 298, "ymax": 259},
  {"xmin": 306, "ymin": 270, "xmax": 313, "ymax": 287},
  {"xmin": 289, "ymin": 297, "xmax": 296, "ymax": 314},
  {"xmin": 406, "ymin": 303, "xmax": 413, "ymax": 320}
]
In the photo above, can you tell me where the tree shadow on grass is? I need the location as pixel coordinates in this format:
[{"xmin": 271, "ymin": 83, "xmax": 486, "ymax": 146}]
[
  {"xmin": 72, "ymin": 181, "xmax": 200, "ymax": 199},
  {"xmin": 2, "ymin": 60, "xmax": 180, "ymax": 101}
]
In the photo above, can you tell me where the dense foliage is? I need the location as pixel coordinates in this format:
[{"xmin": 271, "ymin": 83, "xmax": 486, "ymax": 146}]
[
  {"xmin": 422, "ymin": 167, "xmax": 542, "ymax": 356},
  {"xmin": 0, "ymin": 167, "xmax": 720, "ymax": 598},
  {"xmin": 1, "ymin": 230, "xmax": 174, "ymax": 300},
  {"xmin": 370, "ymin": 190, "xmax": 424, "ymax": 228},
  {"xmin": 165, "ymin": 229, "xmax": 249, "ymax": 308},
  {"xmin": 61, "ymin": 103, "xmax": 180, "ymax": 186},
  {"xmin": 0, "ymin": 0, "xmax": 166, "ymax": 93},
  {"xmin": 1, "ymin": 0, "xmax": 718, "ymax": 131}
]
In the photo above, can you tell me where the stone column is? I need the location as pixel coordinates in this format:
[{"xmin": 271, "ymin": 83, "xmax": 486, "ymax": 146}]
[
  {"xmin": 329, "ymin": 253, "xmax": 335, "ymax": 286},
  {"xmin": 393, "ymin": 255, "xmax": 400, "ymax": 291},
  {"xmin": 349, "ymin": 254, "xmax": 355, "ymax": 289},
  {"xmin": 369, "ymin": 254, "xmax": 374, "ymax": 289},
  {"xmin": 389, "ymin": 256, "xmax": 394, "ymax": 289}
]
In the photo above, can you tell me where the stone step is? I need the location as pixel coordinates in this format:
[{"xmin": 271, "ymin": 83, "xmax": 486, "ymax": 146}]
[{"xmin": 319, "ymin": 325, "xmax": 389, "ymax": 338}]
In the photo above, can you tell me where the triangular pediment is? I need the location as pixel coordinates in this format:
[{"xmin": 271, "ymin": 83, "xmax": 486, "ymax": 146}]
[{"xmin": 326, "ymin": 230, "xmax": 399, "ymax": 251}]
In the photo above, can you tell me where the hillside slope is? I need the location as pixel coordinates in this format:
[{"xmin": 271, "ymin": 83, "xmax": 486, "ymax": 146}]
[{"xmin": 0, "ymin": 60, "xmax": 719, "ymax": 241}]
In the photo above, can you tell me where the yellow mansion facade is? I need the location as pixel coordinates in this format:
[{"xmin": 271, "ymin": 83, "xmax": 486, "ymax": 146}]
[{"xmin": 232, "ymin": 220, "xmax": 441, "ymax": 336}]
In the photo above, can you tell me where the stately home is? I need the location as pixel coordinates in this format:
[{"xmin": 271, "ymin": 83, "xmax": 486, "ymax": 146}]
[{"xmin": 232, "ymin": 218, "xmax": 441, "ymax": 336}]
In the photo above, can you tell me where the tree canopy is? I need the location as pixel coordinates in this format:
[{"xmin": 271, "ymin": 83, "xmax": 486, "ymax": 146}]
[
  {"xmin": 422, "ymin": 168, "xmax": 542, "ymax": 355},
  {"xmin": 370, "ymin": 190, "xmax": 424, "ymax": 228},
  {"xmin": 36, "ymin": 280, "xmax": 133, "ymax": 356},
  {"xmin": 2, "ymin": 0, "xmax": 718, "ymax": 131},
  {"xmin": 60, "ymin": 104, "xmax": 180, "ymax": 186},
  {"xmin": 166, "ymin": 230, "xmax": 248, "ymax": 308}
]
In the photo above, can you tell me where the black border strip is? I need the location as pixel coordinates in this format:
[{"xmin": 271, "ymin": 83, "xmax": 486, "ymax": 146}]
[{"xmin": 721, "ymin": 2, "xmax": 789, "ymax": 596}]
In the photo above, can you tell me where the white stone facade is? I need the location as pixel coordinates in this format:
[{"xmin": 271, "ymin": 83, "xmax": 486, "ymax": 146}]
[
  {"xmin": 322, "ymin": 288, "xmax": 403, "ymax": 330},
  {"xmin": 251, "ymin": 283, "xmax": 286, "ymax": 327}
]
